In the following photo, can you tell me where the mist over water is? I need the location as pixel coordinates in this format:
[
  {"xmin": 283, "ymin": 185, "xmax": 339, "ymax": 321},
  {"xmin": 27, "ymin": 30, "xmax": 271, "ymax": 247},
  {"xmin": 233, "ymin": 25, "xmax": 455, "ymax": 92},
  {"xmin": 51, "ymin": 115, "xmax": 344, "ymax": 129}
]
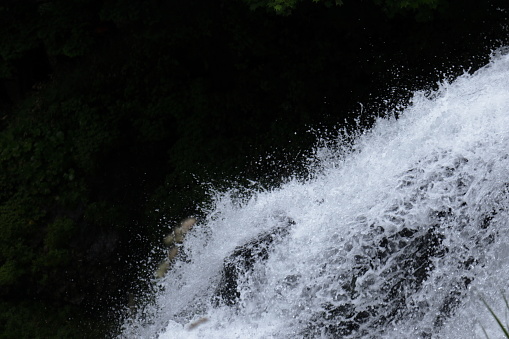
[{"xmin": 120, "ymin": 51, "xmax": 509, "ymax": 338}]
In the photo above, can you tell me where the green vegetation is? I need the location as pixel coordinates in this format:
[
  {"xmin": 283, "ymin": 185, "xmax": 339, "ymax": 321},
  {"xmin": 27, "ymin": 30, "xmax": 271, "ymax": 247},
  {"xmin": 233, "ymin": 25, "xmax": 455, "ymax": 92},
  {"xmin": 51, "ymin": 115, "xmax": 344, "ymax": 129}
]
[
  {"xmin": 482, "ymin": 295, "xmax": 509, "ymax": 338},
  {"xmin": 240, "ymin": 0, "xmax": 443, "ymax": 15},
  {"xmin": 0, "ymin": 0, "xmax": 508, "ymax": 337}
]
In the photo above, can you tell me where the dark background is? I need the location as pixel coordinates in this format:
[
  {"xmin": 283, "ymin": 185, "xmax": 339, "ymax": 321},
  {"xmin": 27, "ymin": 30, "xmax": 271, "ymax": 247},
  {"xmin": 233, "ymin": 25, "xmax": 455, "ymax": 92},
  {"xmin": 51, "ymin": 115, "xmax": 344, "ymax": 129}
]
[{"xmin": 0, "ymin": 0, "xmax": 508, "ymax": 337}]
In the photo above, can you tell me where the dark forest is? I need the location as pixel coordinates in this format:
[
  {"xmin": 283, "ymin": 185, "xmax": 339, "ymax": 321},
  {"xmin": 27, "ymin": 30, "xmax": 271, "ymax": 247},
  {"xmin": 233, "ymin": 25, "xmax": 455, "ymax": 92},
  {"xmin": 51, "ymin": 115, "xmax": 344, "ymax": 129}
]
[{"xmin": 1, "ymin": 0, "xmax": 508, "ymax": 337}]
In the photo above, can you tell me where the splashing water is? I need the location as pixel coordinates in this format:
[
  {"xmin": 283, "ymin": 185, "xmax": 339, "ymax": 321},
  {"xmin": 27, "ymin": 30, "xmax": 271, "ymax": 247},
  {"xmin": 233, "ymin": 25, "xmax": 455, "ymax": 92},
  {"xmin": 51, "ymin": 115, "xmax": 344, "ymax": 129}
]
[{"xmin": 120, "ymin": 51, "xmax": 509, "ymax": 338}]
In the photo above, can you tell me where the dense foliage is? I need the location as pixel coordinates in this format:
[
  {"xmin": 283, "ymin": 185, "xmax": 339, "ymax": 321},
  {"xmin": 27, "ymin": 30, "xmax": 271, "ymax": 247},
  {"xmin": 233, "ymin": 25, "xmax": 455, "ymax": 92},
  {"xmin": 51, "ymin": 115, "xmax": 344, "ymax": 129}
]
[
  {"xmin": 0, "ymin": 0, "xmax": 508, "ymax": 337},
  {"xmin": 241, "ymin": 0, "xmax": 443, "ymax": 15}
]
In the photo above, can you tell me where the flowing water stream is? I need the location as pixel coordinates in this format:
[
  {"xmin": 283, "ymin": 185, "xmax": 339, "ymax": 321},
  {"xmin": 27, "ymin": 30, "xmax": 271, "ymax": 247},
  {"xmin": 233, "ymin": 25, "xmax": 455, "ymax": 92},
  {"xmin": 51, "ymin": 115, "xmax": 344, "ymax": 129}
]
[{"xmin": 120, "ymin": 50, "xmax": 509, "ymax": 338}]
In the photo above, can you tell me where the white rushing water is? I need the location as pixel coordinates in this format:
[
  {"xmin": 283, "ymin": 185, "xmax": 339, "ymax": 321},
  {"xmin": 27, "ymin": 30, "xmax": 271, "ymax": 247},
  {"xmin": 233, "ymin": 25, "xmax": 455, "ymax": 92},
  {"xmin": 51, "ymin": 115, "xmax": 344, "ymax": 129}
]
[{"xmin": 120, "ymin": 50, "xmax": 509, "ymax": 338}]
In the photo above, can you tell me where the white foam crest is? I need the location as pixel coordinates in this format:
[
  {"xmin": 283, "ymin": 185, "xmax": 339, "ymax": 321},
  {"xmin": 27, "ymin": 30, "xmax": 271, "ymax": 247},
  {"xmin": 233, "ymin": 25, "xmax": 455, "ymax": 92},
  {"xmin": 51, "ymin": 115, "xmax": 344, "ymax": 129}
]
[{"xmin": 120, "ymin": 51, "xmax": 509, "ymax": 338}]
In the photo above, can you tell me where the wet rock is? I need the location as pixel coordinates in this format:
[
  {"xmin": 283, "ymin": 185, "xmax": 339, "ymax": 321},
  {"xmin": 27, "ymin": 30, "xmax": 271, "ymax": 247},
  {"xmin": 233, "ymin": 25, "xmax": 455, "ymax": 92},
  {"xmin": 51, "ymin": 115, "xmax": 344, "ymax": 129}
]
[
  {"xmin": 301, "ymin": 152, "xmax": 502, "ymax": 338},
  {"xmin": 303, "ymin": 226, "xmax": 447, "ymax": 338},
  {"xmin": 155, "ymin": 217, "xmax": 197, "ymax": 278},
  {"xmin": 214, "ymin": 217, "xmax": 294, "ymax": 306}
]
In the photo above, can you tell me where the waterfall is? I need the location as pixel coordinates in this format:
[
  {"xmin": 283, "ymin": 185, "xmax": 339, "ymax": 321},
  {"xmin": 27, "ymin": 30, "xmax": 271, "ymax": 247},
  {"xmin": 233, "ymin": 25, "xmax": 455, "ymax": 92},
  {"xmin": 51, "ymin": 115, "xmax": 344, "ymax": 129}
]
[{"xmin": 120, "ymin": 50, "xmax": 509, "ymax": 338}]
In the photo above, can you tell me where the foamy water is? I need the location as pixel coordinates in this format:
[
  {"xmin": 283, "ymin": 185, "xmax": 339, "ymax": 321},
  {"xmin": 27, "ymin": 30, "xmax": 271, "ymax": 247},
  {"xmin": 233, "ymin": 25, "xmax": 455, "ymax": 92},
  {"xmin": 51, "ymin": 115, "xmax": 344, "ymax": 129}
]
[{"xmin": 120, "ymin": 50, "xmax": 509, "ymax": 339}]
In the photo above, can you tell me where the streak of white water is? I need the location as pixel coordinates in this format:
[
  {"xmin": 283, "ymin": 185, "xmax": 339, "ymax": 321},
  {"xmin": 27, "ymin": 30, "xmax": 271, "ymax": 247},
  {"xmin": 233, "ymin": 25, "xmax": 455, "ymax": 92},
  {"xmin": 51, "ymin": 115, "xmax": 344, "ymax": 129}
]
[{"xmin": 120, "ymin": 50, "xmax": 509, "ymax": 338}]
